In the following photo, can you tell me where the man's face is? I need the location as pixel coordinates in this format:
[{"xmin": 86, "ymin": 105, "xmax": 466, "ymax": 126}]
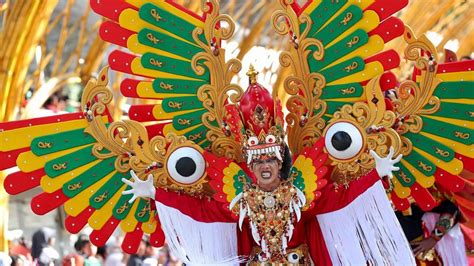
[{"xmin": 252, "ymin": 158, "xmax": 281, "ymax": 191}]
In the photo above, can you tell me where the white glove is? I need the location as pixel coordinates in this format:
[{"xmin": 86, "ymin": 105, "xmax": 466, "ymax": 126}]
[
  {"xmin": 370, "ymin": 147, "xmax": 402, "ymax": 179},
  {"xmin": 122, "ymin": 170, "xmax": 156, "ymax": 203}
]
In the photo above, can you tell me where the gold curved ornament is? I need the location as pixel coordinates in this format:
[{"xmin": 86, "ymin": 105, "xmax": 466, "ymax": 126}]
[
  {"xmin": 190, "ymin": 0, "xmax": 243, "ymax": 161},
  {"xmin": 393, "ymin": 26, "xmax": 443, "ymax": 156},
  {"xmin": 272, "ymin": 0, "xmax": 327, "ymax": 155},
  {"xmin": 325, "ymin": 75, "xmax": 401, "ymax": 184}
]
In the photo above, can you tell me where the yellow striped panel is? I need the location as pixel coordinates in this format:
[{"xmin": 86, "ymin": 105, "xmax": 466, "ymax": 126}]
[
  {"xmin": 141, "ymin": 212, "xmax": 158, "ymax": 234},
  {"xmin": 393, "ymin": 176, "xmax": 411, "ymax": 199}
]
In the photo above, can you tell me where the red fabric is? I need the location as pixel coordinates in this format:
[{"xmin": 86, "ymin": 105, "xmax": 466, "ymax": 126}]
[{"xmin": 154, "ymin": 170, "xmax": 380, "ymax": 263}]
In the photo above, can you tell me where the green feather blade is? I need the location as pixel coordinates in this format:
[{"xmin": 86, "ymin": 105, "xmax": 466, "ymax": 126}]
[
  {"xmin": 31, "ymin": 128, "xmax": 96, "ymax": 156},
  {"xmin": 233, "ymin": 170, "xmax": 251, "ymax": 194},
  {"xmin": 424, "ymin": 102, "xmax": 473, "ymax": 122},
  {"xmin": 90, "ymin": 171, "xmax": 129, "ymax": 209},
  {"xmin": 139, "ymin": 3, "xmax": 207, "ymax": 45},
  {"xmin": 309, "ymin": 29, "xmax": 368, "ymax": 72},
  {"xmin": 152, "ymin": 78, "xmax": 206, "ymax": 94},
  {"xmin": 162, "ymin": 96, "xmax": 203, "ymax": 112},
  {"xmin": 402, "ymin": 149, "xmax": 437, "ymax": 177},
  {"xmin": 62, "ymin": 157, "xmax": 117, "ymax": 198},
  {"xmin": 135, "ymin": 199, "xmax": 151, "ymax": 223},
  {"xmin": 314, "ymin": 5, "xmax": 363, "ymax": 46},
  {"xmin": 172, "ymin": 109, "xmax": 207, "ymax": 130},
  {"xmin": 183, "ymin": 125, "xmax": 208, "ymax": 144},
  {"xmin": 304, "ymin": 0, "xmax": 348, "ymax": 37},
  {"xmin": 433, "ymin": 81, "xmax": 474, "ymax": 99},
  {"xmin": 321, "ymin": 83, "xmax": 364, "ymax": 99},
  {"xmin": 142, "ymin": 53, "xmax": 209, "ymax": 81},
  {"xmin": 394, "ymin": 161, "xmax": 416, "ymax": 187},
  {"xmin": 45, "ymin": 145, "xmax": 100, "ymax": 178},
  {"xmin": 404, "ymin": 132, "xmax": 454, "ymax": 162},
  {"xmin": 318, "ymin": 57, "xmax": 365, "ymax": 83},
  {"xmin": 138, "ymin": 28, "xmax": 204, "ymax": 61},
  {"xmin": 112, "ymin": 187, "xmax": 134, "ymax": 220},
  {"xmin": 421, "ymin": 116, "xmax": 473, "ymax": 145},
  {"xmin": 291, "ymin": 168, "xmax": 305, "ymax": 191}
]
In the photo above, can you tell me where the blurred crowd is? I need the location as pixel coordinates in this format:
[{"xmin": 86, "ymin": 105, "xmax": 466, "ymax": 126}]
[{"xmin": 2, "ymin": 228, "xmax": 181, "ymax": 266}]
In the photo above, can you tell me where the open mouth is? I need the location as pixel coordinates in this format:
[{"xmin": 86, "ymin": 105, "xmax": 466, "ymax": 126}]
[{"xmin": 261, "ymin": 171, "xmax": 272, "ymax": 179}]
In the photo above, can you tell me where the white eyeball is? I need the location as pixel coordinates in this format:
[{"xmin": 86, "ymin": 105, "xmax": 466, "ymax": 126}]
[
  {"xmin": 287, "ymin": 252, "xmax": 300, "ymax": 263},
  {"xmin": 247, "ymin": 136, "xmax": 259, "ymax": 147},
  {"xmin": 166, "ymin": 146, "xmax": 206, "ymax": 185},
  {"xmin": 265, "ymin": 134, "xmax": 276, "ymax": 144},
  {"xmin": 324, "ymin": 121, "xmax": 364, "ymax": 160}
]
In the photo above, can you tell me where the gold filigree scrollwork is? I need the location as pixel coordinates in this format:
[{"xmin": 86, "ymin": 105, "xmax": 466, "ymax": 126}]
[
  {"xmin": 435, "ymin": 147, "xmax": 450, "ymax": 157},
  {"xmin": 67, "ymin": 183, "xmax": 82, "ymax": 191},
  {"xmin": 188, "ymin": 0, "xmax": 243, "ymax": 161},
  {"xmin": 160, "ymin": 82, "xmax": 173, "ymax": 90},
  {"xmin": 393, "ymin": 26, "xmax": 443, "ymax": 156},
  {"xmin": 167, "ymin": 101, "xmax": 183, "ymax": 109},
  {"xmin": 346, "ymin": 36, "xmax": 359, "ymax": 48},
  {"xmin": 340, "ymin": 12, "xmax": 353, "ymax": 25},
  {"xmin": 147, "ymin": 33, "xmax": 160, "ymax": 45},
  {"xmin": 53, "ymin": 163, "xmax": 67, "ymax": 170},
  {"xmin": 325, "ymin": 75, "xmax": 401, "ymax": 183},
  {"xmin": 150, "ymin": 58, "xmax": 163, "ymax": 67},
  {"xmin": 272, "ymin": 0, "xmax": 328, "ymax": 155},
  {"xmin": 150, "ymin": 9, "xmax": 162, "ymax": 21},
  {"xmin": 38, "ymin": 142, "xmax": 52, "ymax": 149},
  {"xmin": 340, "ymin": 87, "xmax": 356, "ymax": 95}
]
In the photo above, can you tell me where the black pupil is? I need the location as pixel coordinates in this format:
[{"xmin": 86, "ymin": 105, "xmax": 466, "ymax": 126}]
[
  {"xmin": 176, "ymin": 157, "xmax": 196, "ymax": 177},
  {"xmin": 292, "ymin": 254, "xmax": 299, "ymax": 260},
  {"xmin": 331, "ymin": 131, "xmax": 352, "ymax": 151}
]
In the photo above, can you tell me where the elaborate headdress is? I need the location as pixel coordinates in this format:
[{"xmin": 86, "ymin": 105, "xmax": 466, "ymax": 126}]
[{"xmin": 224, "ymin": 65, "xmax": 285, "ymax": 165}]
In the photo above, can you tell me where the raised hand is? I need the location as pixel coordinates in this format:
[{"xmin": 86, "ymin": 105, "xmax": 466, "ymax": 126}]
[
  {"xmin": 370, "ymin": 147, "xmax": 402, "ymax": 178},
  {"xmin": 122, "ymin": 170, "xmax": 156, "ymax": 203}
]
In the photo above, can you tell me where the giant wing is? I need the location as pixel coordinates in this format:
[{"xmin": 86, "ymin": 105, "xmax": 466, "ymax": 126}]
[
  {"xmin": 389, "ymin": 28, "xmax": 474, "ymax": 217},
  {"xmin": 272, "ymin": 0, "xmax": 408, "ymax": 184},
  {"xmin": 1, "ymin": 0, "xmax": 244, "ymax": 254}
]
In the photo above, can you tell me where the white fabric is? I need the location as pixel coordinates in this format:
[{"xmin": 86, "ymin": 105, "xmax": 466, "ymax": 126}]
[
  {"xmin": 422, "ymin": 212, "xmax": 468, "ymax": 266},
  {"xmin": 317, "ymin": 180, "xmax": 416, "ymax": 266},
  {"xmin": 155, "ymin": 201, "xmax": 240, "ymax": 266}
]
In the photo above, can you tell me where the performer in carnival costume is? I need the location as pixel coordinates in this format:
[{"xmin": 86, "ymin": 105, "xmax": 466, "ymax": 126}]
[
  {"xmin": 0, "ymin": 0, "xmax": 472, "ymax": 265},
  {"xmin": 123, "ymin": 66, "xmax": 411, "ymax": 264}
]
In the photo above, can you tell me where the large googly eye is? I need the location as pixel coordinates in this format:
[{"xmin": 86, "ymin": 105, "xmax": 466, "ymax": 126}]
[
  {"xmin": 287, "ymin": 252, "xmax": 300, "ymax": 263},
  {"xmin": 324, "ymin": 121, "xmax": 364, "ymax": 160},
  {"xmin": 247, "ymin": 136, "xmax": 259, "ymax": 147},
  {"xmin": 265, "ymin": 134, "xmax": 276, "ymax": 144},
  {"xmin": 166, "ymin": 146, "xmax": 206, "ymax": 185}
]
